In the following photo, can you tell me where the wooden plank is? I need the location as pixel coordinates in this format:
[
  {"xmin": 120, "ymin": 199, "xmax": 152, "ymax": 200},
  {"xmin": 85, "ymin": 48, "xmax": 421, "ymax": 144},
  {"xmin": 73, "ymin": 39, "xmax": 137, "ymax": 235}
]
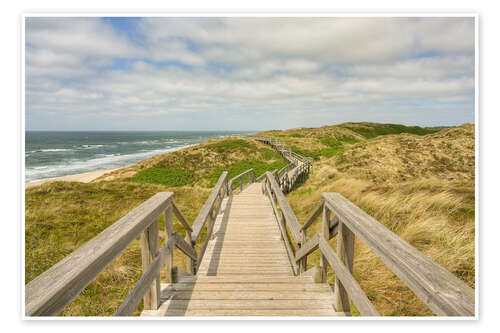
[
  {"xmin": 160, "ymin": 283, "xmax": 332, "ymax": 292},
  {"xmin": 172, "ymin": 232, "xmax": 197, "ymax": 261},
  {"xmin": 319, "ymin": 237, "xmax": 379, "ymax": 316},
  {"xmin": 115, "ymin": 237, "xmax": 175, "ymax": 316},
  {"xmin": 143, "ymin": 308, "xmax": 342, "ymax": 317},
  {"xmin": 171, "ymin": 200, "xmax": 192, "ymax": 232},
  {"xmin": 25, "ymin": 192, "xmax": 173, "ymax": 316},
  {"xmin": 178, "ymin": 276, "xmax": 314, "ymax": 283},
  {"xmin": 191, "ymin": 172, "xmax": 227, "ymax": 242},
  {"xmin": 164, "ymin": 290, "xmax": 336, "ymax": 300},
  {"xmin": 152, "ymin": 298, "xmax": 335, "ymax": 310},
  {"xmin": 323, "ymin": 192, "xmax": 475, "ymax": 316}
]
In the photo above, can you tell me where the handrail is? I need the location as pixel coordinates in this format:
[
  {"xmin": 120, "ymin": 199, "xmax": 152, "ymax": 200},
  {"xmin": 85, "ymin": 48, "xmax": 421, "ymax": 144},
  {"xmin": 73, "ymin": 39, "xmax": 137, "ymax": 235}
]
[
  {"xmin": 254, "ymin": 136, "xmax": 312, "ymax": 194},
  {"xmin": 25, "ymin": 192, "xmax": 174, "ymax": 316},
  {"xmin": 26, "ymin": 170, "xmax": 232, "ymax": 316},
  {"xmin": 115, "ymin": 235, "xmax": 176, "ymax": 316},
  {"xmin": 323, "ymin": 192, "xmax": 475, "ymax": 316},
  {"xmin": 191, "ymin": 172, "xmax": 228, "ymax": 243},
  {"xmin": 262, "ymin": 171, "xmax": 303, "ymax": 244},
  {"xmin": 228, "ymin": 168, "xmax": 255, "ymax": 194},
  {"xmin": 294, "ymin": 192, "xmax": 475, "ymax": 316}
]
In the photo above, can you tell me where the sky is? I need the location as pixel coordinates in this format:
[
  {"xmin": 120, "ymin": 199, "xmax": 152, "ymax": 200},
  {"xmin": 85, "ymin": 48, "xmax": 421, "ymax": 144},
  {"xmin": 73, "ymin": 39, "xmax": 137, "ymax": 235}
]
[{"xmin": 25, "ymin": 16, "xmax": 475, "ymax": 131}]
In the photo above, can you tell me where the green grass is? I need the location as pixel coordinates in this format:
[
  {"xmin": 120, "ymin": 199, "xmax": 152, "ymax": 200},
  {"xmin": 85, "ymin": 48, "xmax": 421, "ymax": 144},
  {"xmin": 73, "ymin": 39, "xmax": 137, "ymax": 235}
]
[
  {"xmin": 204, "ymin": 159, "xmax": 288, "ymax": 187},
  {"xmin": 129, "ymin": 168, "xmax": 193, "ymax": 187},
  {"xmin": 205, "ymin": 139, "xmax": 250, "ymax": 152},
  {"xmin": 259, "ymin": 148, "xmax": 283, "ymax": 161},
  {"xmin": 290, "ymin": 133, "xmax": 305, "ymax": 138},
  {"xmin": 342, "ymin": 124, "xmax": 437, "ymax": 139}
]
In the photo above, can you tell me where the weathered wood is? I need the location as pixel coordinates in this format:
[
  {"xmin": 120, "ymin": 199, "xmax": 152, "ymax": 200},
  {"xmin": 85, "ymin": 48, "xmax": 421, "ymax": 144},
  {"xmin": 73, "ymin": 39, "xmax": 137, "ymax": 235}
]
[
  {"xmin": 143, "ymin": 308, "xmax": 344, "ymax": 317},
  {"xmin": 334, "ymin": 221, "xmax": 355, "ymax": 313},
  {"xmin": 323, "ymin": 192, "xmax": 475, "ymax": 316},
  {"xmin": 266, "ymin": 181, "xmax": 298, "ymax": 275},
  {"xmin": 264, "ymin": 171, "xmax": 303, "ymax": 244},
  {"xmin": 115, "ymin": 237, "xmax": 175, "ymax": 316},
  {"xmin": 319, "ymin": 238, "xmax": 379, "ymax": 316},
  {"xmin": 300, "ymin": 266, "xmax": 323, "ymax": 283},
  {"xmin": 171, "ymin": 267, "xmax": 194, "ymax": 283},
  {"xmin": 140, "ymin": 221, "xmax": 160, "ymax": 310},
  {"xmin": 164, "ymin": 204, "xmax": 174, "ymax": 283},
  {"xmin": 228, "ymin": 169, "xmax": 254, "ymax": 193},
  {"xmin": 301, "ymin": 199, "xmax": 324, "ymax": 231},
  {"xmin": 295, "ymin": 233, "xmax": 320, "ymax": 262},
  {"xmin": 191, "ymin": 172, "xmax": 228, "ymax": 243},
  {"xmin": 319, "ymin": 205, "xmax": 330, "ymax": 283},
  {"xmin": 25, "ymin": 192, "xmax": 173, "ymax": 316},
  {"xmin": 171, "ymin": 200, "xmax": 192, "ymax": 232},
  {"xmin": 172, "ymin": 232, "xmax": 197, "ymax": 260}
]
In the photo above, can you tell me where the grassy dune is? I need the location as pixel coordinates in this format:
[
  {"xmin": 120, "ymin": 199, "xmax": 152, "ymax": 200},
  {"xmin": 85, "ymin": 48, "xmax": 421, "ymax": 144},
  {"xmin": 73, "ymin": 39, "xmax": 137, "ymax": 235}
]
[
  {"xmin": 257, "ymin": 123, "xmax": 475, "ymax": 316},
  {"xmin": 25, "ymin": 137, "xmax": 286, "ymax": 316},
  {"xmin": 25, "ymin": 123, "xmax": 475, "ymax": 316}
]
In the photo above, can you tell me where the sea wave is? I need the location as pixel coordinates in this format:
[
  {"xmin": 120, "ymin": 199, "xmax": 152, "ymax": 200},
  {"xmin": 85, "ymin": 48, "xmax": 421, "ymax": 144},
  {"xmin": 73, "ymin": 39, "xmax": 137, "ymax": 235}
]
[{"xmin": 25, "ymin": 144, "xmax": 195, "ymax": 182}]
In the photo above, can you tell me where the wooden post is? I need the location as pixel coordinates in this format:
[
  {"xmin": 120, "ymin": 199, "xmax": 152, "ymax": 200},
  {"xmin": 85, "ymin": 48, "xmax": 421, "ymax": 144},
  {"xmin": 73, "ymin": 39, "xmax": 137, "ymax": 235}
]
[
  {"xmin": 185, "ymin": 231, "xmax": 195, "ymax": 275},
  {"xmin": 164, "ymin": 204, "xmax": 174, "ymax": 283},
  {"xmin": 299, "ymin": 230, "xmax": 307, "ymax": 273},
  {"xmin": 334, "ymin": 220, "xmax": 355, "ymax": 313},
  {"xmin": 140, "ymin": 220, "xmax": 160, "ymax": 310},
  {"xmin": 319, "ymin": 205, "xmax": 330, "ymax": 283}
]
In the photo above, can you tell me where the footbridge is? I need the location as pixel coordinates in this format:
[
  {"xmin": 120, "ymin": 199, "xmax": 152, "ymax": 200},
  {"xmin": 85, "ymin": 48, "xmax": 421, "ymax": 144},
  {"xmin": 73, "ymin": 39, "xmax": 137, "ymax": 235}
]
[{"xmin": 25, "ymin": 137, "xmax": 474, "ymax": 317}]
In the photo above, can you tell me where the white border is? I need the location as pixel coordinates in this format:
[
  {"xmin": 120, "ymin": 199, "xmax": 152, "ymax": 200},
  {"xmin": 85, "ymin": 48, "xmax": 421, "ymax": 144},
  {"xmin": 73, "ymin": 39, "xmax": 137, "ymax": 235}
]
[{"xmin": 21, "ymin": 13, "xmax": 479, "ymax": 322}]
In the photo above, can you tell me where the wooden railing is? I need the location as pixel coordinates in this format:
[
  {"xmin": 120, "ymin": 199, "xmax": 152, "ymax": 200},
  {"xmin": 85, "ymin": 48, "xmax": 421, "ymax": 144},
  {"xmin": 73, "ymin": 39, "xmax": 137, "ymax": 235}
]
[
  {"xmin": 253, "ymin": 136, "xmax": 313, "ymax": 193},
  {"xmin": 293, "ymin": 193, "xmax": 474, "ymax": 316},
  {"xmin": 228, "ymin": 168, "xmax": 255, "ymax": 195},
  {"xmin": 25, "ymin": 172, "xmax": 229, "ymax": 317}
]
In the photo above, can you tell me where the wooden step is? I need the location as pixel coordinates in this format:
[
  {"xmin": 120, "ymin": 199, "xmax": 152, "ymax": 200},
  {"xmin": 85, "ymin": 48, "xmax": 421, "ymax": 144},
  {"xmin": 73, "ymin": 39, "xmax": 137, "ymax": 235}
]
[{"xmin": 142, "ymin": 308, "xmax": 344, "ymax": 317}]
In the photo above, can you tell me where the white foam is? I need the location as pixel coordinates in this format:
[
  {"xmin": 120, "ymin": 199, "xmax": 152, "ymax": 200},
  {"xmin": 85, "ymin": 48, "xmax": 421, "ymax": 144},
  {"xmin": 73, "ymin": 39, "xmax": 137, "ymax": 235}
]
[
  {"xmin": 38, "ymin": 148, "xmax": 74, "ymax": 152},
  {"xmin": 25, "ymin": 144, "xmax": 195, "ymax": 182}
]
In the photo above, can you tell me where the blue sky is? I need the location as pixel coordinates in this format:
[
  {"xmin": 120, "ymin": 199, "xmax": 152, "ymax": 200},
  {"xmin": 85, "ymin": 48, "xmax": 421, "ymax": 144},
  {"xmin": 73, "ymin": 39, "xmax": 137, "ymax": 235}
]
[{"xmin": 25, "ymin": 17, "xmax": 475, "ymax": 131}]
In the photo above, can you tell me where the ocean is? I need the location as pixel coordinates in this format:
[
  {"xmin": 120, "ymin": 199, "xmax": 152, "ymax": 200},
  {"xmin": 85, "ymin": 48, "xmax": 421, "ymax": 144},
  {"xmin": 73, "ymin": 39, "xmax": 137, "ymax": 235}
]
[{"xmin": 25, "ymin": 131, "xmax": 254, "ymax": 183}]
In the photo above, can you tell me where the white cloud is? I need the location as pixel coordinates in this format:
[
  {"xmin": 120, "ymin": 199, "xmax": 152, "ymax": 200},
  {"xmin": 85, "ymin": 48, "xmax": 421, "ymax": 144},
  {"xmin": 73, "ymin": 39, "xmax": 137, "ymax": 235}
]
[{"xmin": 25, "ymin": 17, "xmax": 476, "ymax": 130}]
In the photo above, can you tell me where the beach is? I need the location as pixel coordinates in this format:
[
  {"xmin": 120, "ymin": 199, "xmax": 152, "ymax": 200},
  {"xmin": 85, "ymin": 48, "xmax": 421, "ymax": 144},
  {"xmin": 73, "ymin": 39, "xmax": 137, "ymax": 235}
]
[{"xmin": 25, "ymin": 167, "xmax": 120, "ymax": 189}]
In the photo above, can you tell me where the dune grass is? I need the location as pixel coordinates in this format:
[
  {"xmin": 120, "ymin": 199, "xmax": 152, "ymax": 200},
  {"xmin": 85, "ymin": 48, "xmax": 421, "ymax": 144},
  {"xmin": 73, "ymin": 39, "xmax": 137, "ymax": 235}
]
[
  {"xmin": 25, "ymin": 124, "xmax": 475, "ymax": 316},
  {"xmin": 284, "ymin": 125, "xmax": 475, "ymax": 316},
  {"xmin": 25, "ymin": 181, "xmax": 213, "ymax": 316},
  {"xmin": 25, "ymin": 136, "xmax": 288, "ymax": 316}
]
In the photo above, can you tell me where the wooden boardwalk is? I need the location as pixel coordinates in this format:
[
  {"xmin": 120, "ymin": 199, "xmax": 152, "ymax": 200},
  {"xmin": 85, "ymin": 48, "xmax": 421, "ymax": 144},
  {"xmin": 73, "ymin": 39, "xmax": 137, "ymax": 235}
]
[
  {"xmin": 25, "ymin": 137, "xmax": 475, "ymax": 317},
  {"xmin": 141, "ymin": 183, "xmax": 342, "ymax": 316}
]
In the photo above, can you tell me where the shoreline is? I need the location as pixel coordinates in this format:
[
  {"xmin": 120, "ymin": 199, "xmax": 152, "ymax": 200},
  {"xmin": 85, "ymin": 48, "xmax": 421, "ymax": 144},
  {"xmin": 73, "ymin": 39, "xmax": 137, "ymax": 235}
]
[
  {"xmin": 25, "ymin": 137, "xmax": 249, "ymax": 189},
  {"xmin": 25, "ymin": 167, "xmax": 122, "ymax": 189}
]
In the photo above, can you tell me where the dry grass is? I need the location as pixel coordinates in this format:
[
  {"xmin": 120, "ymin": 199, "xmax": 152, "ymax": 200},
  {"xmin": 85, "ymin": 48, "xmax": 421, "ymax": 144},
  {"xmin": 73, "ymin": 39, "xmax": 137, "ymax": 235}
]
[
  {"xmin": 25, "ymin": 124, "xmax": 475, "ymax": 316},
  {"xmin": 285, "ymin": 124, "xmax": 475, "ymax": 316},
  {"xmin": 25, "ymin": 181, "xmax": 212, "ymax": 316}
]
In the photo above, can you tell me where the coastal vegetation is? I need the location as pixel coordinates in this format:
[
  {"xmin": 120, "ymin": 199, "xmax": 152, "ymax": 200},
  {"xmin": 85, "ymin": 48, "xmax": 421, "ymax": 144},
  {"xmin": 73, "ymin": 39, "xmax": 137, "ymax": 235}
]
[
  {"xmin": 25, "ymin": 137, "xmax": 286, "ymax": 316},
  {"xmin": 25, "ymin": 122, "xmax": 475, "ymax": 316},
  {"xmin": 257, "ymin": 123, "xmax": 475, "ymax": 316}
]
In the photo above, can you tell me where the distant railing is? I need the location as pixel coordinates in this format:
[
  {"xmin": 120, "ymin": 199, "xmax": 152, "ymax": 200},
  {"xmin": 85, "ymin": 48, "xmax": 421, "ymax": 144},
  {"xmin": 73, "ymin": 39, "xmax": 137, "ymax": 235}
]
[
  {"xmin": 228, "ymin": 169, "xmax": 255, "ymax": 195},
  {"xmin": 253, "ymin": 136, "xmax": 313, "ymax": 193}
]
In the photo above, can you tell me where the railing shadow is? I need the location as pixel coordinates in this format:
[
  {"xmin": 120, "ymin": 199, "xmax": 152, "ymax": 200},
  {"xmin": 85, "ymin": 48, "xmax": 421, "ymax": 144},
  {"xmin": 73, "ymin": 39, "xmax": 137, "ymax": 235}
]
[{"xmin": 205, "ymin": 194, "xmax": 233, "ymax": 275}]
